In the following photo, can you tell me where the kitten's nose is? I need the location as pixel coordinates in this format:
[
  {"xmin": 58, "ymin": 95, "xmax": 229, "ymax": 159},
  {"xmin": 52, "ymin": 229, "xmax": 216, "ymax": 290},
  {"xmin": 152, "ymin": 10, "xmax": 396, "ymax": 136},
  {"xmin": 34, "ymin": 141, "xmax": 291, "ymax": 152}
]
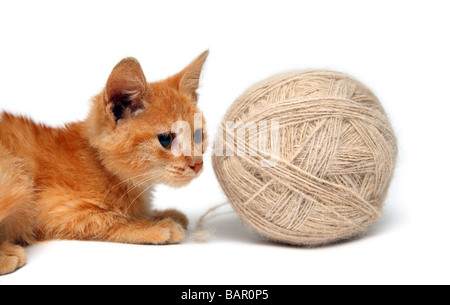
[{"xmin": 189, "ymin": 161, "xmax": 203, "ymax": 174}]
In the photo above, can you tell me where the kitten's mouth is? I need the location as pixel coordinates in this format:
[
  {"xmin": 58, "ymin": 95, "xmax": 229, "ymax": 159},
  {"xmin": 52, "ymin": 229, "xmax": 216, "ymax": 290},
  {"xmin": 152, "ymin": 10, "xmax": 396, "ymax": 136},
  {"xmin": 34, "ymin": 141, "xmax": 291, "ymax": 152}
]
[
  {"xmin": 167, "ymin": 166, "xmax": 186, "ymax": 175},
  {"xmin": 167, "ymin": 165, "xmax": 203, "ymax": 177},
  {"xmin": 165, "ymin": 166, "xmax": 201, "ymax": 187}
]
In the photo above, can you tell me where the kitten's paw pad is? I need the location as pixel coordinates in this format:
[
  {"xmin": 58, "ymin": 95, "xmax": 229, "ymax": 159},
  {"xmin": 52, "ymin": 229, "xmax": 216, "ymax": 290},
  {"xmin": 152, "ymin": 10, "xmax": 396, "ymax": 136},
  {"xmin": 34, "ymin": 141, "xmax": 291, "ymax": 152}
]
[{"xmin": 0, "ymin": 244, "xmax": 26, "ymax": 275}]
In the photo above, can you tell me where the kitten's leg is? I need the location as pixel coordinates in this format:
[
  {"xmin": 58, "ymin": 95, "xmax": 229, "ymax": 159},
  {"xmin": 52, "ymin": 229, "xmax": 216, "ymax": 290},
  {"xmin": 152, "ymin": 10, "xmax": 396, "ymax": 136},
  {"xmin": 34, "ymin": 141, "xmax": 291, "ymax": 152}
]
[
  {"xmin": 107, "ymin": 217, "xmax": 186, "ymax": 244},
  {"xmin": 38, "ymin": 199, "xmax": 185, "ymax": 244},
  {"xmin": 0, "ymin": 147, "xmax": 35, "ymax": 275},
  {"xmin": 150, "ymin": 209, "xmax": 189, "ymax": 228}
]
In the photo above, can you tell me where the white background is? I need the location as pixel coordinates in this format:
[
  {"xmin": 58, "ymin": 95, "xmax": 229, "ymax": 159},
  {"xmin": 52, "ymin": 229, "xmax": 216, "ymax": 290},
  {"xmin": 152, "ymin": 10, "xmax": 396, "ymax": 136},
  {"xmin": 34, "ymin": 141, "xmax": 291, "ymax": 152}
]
[{"xmin": 1, "ymin": 0, "xmax": 449, "ymax": 285}]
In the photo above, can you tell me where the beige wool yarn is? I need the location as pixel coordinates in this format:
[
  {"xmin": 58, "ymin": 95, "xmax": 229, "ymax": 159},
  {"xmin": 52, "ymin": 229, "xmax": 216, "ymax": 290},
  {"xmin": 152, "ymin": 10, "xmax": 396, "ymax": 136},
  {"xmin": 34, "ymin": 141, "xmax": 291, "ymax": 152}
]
[{"xmin": 212, "ymin": 70, "xmax": 398, "ymax": 246}]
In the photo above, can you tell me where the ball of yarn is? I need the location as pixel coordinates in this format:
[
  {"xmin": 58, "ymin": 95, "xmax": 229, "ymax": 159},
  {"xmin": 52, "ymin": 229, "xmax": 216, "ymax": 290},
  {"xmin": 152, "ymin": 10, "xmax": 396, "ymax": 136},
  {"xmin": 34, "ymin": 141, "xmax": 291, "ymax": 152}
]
[{"xmin": 212, "ymin": 70, "xmax": 398, "ymax": 246}]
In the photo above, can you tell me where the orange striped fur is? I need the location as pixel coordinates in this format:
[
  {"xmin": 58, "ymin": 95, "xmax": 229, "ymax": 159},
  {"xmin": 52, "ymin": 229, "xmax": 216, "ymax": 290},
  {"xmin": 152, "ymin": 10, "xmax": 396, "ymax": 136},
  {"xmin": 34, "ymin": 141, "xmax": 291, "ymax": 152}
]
[{"xmin": 0, "ymin": 51, "xmax": 209, "ymax": 275}]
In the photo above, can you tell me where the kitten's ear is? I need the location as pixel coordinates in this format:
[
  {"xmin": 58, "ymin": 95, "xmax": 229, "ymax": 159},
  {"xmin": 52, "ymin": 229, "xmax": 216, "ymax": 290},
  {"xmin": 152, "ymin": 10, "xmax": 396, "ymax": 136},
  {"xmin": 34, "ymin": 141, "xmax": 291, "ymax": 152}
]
[
  {"xmin": 177, "ymin": 50, "xmax": 209, "ymax": 103},
  {"xmin": 104, "ymin": 57, "xmax": 147, "ymax": 124}
]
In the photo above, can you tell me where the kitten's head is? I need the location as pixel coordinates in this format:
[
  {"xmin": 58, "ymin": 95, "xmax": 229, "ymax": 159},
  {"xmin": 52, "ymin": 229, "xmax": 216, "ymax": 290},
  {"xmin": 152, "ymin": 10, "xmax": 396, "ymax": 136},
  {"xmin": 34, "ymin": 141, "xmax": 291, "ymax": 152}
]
[{"xmin": 86, "ymin": 51, "xmax": 209, "ymax": 188}]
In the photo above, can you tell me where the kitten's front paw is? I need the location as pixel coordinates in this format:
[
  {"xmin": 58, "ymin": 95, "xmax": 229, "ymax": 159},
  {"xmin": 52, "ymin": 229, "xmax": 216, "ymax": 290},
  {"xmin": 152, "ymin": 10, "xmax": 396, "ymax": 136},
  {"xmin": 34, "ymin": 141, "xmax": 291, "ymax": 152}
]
[
  {"xmin": 163, "ymin": 209, "xmax": 189, "ymax": 228},
  {"xmin": 151, "ymin": 218, "xmax": 185, "ymax": 244},
  {"xmin": 153, "ymin": 209, "xmax": 189, "ymax": 229}
]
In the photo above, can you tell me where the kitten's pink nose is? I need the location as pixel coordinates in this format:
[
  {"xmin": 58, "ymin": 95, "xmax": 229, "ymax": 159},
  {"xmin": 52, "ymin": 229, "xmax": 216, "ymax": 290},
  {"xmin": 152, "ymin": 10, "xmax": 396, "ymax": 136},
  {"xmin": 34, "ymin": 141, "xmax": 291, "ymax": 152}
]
[{"xmin": 189, "ymin": 161, "xmax": 203, "ymax": 174}]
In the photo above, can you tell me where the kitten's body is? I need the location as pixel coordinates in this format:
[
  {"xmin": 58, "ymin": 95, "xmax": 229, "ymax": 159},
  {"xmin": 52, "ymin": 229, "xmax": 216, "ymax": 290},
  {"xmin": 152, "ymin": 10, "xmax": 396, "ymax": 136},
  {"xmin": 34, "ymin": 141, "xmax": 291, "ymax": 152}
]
[{"xmin": 0, "ymin": 51, "xmax": 208, "ymax": 275}]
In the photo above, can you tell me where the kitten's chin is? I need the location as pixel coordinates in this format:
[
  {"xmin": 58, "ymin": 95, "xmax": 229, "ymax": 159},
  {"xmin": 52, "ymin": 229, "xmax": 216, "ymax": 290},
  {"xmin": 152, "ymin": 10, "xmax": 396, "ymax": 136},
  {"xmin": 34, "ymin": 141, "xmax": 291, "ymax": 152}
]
[
  {"xmin": 165, "ymin": 176, "xmax": 197, "ymax": 188},
  {"xmin": 164, "ymin": 171, "xmax": 203, "ymax": 188}
]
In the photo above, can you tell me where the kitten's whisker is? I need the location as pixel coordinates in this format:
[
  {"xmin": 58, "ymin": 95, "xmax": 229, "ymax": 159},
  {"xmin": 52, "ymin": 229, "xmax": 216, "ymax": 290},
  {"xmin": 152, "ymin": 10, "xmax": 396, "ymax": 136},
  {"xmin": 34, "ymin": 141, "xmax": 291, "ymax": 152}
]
[
  {"xmin": 113, "ymin": 174, "xmax": 160, "ymax": 208},
  {"xmin": 125, "ymin": 182, "xmax": 157, "ymax": 214},
  {"xmin": 103, "ymin": 172, "xmax": 156, "ymax": 198}
]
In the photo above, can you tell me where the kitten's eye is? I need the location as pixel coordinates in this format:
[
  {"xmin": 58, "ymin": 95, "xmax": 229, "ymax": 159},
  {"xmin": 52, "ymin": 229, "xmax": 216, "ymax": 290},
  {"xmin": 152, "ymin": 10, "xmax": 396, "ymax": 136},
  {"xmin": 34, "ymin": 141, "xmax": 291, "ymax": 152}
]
[
  {"xmin": 158, "ymin": 134, "xmax": 173, "ymax": 148},
  {"xmin": 193, "ymin": 129, "xmax": 203, "ymax": 144}
]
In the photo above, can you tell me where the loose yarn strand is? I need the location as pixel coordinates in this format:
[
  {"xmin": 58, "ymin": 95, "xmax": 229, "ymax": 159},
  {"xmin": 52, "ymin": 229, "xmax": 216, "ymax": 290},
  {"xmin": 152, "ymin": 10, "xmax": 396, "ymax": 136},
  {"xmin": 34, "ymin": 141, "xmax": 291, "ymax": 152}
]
[{"xmin": 192, "ymin": 202, "xmax": 230, "ymax": 242}]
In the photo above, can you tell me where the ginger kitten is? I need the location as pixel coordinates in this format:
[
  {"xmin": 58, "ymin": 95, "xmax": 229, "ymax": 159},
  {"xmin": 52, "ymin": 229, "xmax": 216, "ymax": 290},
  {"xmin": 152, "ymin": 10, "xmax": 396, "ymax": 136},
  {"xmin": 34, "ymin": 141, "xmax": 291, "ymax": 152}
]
[{"xmin": 0, "ymin": 51, "xmax": 209, "ymax": 275}]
